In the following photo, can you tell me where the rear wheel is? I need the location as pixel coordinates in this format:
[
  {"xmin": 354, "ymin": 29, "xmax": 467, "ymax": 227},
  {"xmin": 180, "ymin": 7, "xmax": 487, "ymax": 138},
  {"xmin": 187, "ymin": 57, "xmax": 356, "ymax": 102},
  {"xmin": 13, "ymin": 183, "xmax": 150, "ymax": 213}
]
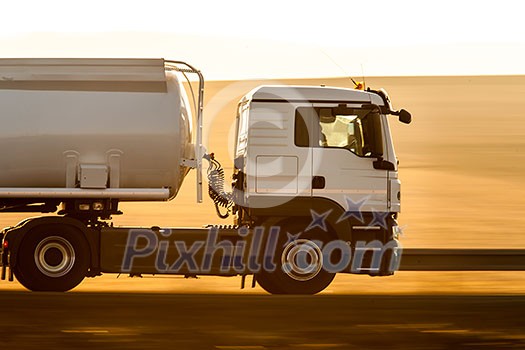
[
  {"xmin": 14, "ymin": 224, "xmax": 90, "ymax": 292},
  {"xmin": 257, "ymin": 220, "xmax": 336, "ymax": 295}
]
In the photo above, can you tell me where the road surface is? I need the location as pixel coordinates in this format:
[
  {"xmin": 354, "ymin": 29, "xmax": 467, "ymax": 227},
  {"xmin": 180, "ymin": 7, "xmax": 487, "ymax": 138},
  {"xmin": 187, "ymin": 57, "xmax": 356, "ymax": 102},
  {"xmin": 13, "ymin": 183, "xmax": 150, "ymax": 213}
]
[{"xmin": 0, "ymin": 291, "xmax": 523, "ymax": 349}]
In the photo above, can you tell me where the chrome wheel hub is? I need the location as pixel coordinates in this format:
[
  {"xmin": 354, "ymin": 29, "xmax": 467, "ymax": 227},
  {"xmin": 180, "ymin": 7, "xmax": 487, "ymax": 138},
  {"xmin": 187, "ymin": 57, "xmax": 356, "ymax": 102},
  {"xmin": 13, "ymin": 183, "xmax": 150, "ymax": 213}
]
[
  {"xmin": 281, "ymin": 239, "xmax": 323, "ymax": 281},
  {"xmin": 34, "ymin": 236, "xmax": 76, "ymax": 278}
]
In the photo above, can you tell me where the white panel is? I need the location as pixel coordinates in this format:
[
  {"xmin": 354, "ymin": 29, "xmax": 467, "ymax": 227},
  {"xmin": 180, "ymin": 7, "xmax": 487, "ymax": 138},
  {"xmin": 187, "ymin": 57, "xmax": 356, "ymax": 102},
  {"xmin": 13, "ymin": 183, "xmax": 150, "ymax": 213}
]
[
  {"xmin": 80, "ymin": 164, "xmax": 108, "ymax": 189},
  {"xmin": 312, "ymin": 148, "xmax": 388, "ymax": 212},
  {"xmin": 256, "ymin": 156, "xmax": 298, "ymax": 194}
]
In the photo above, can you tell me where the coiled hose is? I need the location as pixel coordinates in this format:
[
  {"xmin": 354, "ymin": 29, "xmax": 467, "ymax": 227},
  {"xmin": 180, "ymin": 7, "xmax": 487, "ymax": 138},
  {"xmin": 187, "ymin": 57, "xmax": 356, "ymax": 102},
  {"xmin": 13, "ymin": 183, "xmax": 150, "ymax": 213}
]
[{"xmin": 205, "ymin": 153, "xmax": 233, "ymax": 219}]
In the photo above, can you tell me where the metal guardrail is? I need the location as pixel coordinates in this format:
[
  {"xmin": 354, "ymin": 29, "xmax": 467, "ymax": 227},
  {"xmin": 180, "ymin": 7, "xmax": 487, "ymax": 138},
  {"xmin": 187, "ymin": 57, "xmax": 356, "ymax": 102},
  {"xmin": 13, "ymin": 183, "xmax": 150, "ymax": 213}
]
[{"xmin": 399, "ymin": 249, "xmax": 525, "ymax": 271}]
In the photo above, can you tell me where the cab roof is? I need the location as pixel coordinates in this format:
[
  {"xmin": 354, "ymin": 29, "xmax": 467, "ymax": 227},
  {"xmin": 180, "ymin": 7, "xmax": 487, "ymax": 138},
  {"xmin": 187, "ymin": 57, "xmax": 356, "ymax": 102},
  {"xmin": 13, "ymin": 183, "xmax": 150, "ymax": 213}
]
[{"xmin": 242, "ymin": 85, "xmax": 385, "ymax": 106}]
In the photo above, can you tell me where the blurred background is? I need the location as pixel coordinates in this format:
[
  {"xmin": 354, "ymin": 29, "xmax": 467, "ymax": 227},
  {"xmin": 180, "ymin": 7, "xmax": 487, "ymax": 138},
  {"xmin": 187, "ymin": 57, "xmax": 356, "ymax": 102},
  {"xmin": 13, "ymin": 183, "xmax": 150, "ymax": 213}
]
[{"xmin": 0, "ymin": 0, "xmax": 524, "ymax": 294}]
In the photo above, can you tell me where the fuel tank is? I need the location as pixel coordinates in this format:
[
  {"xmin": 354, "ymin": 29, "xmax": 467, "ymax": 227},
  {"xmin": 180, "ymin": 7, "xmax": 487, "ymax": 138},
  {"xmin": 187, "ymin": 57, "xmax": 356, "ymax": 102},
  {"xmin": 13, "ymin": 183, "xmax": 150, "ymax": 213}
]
[{"xmin": 0, "ymin": 58, "xmax": 193, "ymax": 200}]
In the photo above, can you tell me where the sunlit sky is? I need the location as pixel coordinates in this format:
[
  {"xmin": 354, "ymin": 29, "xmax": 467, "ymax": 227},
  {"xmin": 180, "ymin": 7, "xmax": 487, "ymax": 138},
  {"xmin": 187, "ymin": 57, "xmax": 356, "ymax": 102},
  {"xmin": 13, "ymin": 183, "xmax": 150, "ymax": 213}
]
[{"xmin": 1, "ymin": 0, "xmax": 524, "ymax": 80}]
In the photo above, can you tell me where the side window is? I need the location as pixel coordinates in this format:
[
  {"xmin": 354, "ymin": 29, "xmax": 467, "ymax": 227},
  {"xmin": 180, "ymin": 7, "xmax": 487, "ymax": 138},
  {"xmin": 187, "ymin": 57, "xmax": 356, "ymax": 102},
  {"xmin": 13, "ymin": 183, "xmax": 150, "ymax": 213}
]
[{"xmin": 294, "ymin": 106, "xmax": 382, "ymax": 158}]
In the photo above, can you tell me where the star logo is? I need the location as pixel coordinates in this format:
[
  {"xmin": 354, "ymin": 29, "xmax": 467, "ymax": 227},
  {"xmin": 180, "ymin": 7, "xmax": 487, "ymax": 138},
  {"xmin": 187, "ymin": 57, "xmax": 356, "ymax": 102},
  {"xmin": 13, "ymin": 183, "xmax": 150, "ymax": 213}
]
[
  {"xmin": 368, "ymin": 210, "xmax": 389, "ymax": 229},
  {"xmin": 396, "ymin": 224, "xmax": 408, "ymax": 237},
  {"xmin": 284, "ymin": 231, "xmax": 302, "ymax": 245},
  {"xmin": 305, "ymin": 209, "xmax": 332, "ymax": 232},
  {"xmin": 337, "ymin": 196, "xmax": 369, "ymax": 223}
]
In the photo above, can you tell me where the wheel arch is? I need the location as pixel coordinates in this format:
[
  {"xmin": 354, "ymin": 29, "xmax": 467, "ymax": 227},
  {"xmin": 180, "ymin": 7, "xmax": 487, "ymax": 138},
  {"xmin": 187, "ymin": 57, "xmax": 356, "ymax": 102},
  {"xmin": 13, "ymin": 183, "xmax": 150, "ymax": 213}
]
[
  {"xmin": 5, "ymin": 216, "xmax": 99, "ymax": 271},
  {"xmin": 248, "ymin": 196, "xmax": 352, "ymax": 242}
]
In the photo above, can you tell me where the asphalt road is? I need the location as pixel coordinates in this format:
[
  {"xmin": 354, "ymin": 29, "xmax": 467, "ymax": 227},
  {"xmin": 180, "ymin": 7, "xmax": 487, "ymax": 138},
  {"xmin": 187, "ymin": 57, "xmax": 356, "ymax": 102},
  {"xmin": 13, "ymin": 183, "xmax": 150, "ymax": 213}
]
[{"xmin": 0, "ymin": 292, "xmax": 523, "ymax": 350}]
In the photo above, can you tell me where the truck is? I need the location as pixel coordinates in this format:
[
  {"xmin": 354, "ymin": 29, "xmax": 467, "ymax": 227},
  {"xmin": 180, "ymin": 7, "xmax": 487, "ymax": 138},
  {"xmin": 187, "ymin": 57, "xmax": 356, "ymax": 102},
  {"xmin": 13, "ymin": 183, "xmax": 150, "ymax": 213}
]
[{"xmin": 0, "ymin": 58, "xmax": 411, "ymax": 294}]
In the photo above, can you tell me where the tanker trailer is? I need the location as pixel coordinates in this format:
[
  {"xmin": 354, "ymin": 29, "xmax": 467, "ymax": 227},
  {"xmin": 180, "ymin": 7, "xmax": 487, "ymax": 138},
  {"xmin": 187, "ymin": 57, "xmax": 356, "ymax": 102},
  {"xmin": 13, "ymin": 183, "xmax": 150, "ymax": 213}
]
[{"xmin": 0, "ymin": 58, "xmax": 202, "ymax": 219}]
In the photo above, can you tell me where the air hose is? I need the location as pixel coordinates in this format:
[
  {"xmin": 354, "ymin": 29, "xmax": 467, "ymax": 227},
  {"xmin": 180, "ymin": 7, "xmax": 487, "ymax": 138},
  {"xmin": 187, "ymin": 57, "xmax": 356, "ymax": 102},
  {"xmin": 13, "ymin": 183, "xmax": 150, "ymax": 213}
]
[{"xmin": 204, "ymin": 153, "xmax": 233, "ymax": 219}]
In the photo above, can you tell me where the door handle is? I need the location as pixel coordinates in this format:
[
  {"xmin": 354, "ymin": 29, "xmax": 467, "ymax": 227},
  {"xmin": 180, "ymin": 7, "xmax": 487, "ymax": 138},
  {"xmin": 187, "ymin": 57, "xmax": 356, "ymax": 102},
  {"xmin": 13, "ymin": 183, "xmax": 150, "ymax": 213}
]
[{"xmin": 312, "ymin": 176, "xmax": 325, "ymax": 189}]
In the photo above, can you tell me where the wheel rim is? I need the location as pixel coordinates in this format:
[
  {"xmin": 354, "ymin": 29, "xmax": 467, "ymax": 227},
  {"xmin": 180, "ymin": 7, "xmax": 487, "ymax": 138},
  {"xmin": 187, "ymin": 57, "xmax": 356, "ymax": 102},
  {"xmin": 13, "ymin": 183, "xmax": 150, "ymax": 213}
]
[
  {"xmin": 281, "ymin": 239, "xmax": 323, "ymax": 281},
  {"xmin": 34, "ymin": 236, "xmax": 76, "ymax": 278}
]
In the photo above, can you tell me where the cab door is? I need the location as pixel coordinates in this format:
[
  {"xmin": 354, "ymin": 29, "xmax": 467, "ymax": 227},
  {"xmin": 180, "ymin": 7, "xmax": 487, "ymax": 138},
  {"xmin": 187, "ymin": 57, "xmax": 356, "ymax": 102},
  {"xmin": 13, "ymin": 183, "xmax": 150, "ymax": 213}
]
[{"xmin": 308, "ymin": 104, "xmax": 389, "ymax": 216}]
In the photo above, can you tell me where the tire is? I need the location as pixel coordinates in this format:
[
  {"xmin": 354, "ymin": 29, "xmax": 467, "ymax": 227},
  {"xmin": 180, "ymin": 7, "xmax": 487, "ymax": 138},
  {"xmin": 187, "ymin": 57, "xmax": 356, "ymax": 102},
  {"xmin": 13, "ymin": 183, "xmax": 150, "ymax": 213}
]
[
  {"xmin": 255, "ymin": 270, "xmax": 285, "ymax": 294},
  {"xmin": 12, "ymin": 264, "xmax": 31, "ymax": 288},
  {"xmin": 14, "ymin": 224, "xmax": 90, "ymax": 292},
  {"xmin": 256, "ymin": 219, "xmax": 336, "ymax": 295}
]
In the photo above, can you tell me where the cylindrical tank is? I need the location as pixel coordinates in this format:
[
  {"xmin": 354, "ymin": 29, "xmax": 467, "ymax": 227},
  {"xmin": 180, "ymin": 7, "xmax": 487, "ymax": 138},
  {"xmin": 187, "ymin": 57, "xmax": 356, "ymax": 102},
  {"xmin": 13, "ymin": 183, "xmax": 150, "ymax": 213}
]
[{"xmin": 0, "ymin": 58, "xmax": 193, "ymax": 200}]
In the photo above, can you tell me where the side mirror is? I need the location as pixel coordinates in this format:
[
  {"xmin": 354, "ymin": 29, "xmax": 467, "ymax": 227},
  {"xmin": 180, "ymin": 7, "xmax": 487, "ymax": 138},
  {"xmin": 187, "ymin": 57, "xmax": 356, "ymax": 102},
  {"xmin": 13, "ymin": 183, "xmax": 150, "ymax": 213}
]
[
  {"xmin": 398, "ymin": 109, "xmax": 412, "ymax": 124},
  {"xmin": 373, "ymin": 158, "xmax": 395, "ymax": 171}
]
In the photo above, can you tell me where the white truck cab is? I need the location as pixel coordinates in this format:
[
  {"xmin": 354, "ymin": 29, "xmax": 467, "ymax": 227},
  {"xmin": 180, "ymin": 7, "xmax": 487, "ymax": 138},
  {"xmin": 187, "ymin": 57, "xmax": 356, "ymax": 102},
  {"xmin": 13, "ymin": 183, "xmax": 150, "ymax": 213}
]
[{"xmin": 231, "ymin": 85, "xmax": 411, "ymax": 292}]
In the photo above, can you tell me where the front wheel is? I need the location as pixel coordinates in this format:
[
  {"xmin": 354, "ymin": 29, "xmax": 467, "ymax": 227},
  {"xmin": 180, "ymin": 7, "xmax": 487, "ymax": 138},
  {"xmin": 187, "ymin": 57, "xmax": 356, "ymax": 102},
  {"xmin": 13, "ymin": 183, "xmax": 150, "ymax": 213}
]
[
  {"xmin": 13, "ymin": 224, "xmax": 90, "ymax": 292},
  {"xmin": 256, "ymin": 220, "xmax": 336, "ymax": 295}
]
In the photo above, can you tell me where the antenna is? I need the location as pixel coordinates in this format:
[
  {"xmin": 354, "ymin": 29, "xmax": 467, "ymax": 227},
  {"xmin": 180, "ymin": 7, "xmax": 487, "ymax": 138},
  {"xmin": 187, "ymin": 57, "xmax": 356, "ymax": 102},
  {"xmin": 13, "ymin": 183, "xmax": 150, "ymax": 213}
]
[
  {"xmin": 320, "ymin": 50, "xmax": 362, "ymax": 89},
  {"xmin": 361, "ymin": 63, "xmax": 367, "ymax": 90}
]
